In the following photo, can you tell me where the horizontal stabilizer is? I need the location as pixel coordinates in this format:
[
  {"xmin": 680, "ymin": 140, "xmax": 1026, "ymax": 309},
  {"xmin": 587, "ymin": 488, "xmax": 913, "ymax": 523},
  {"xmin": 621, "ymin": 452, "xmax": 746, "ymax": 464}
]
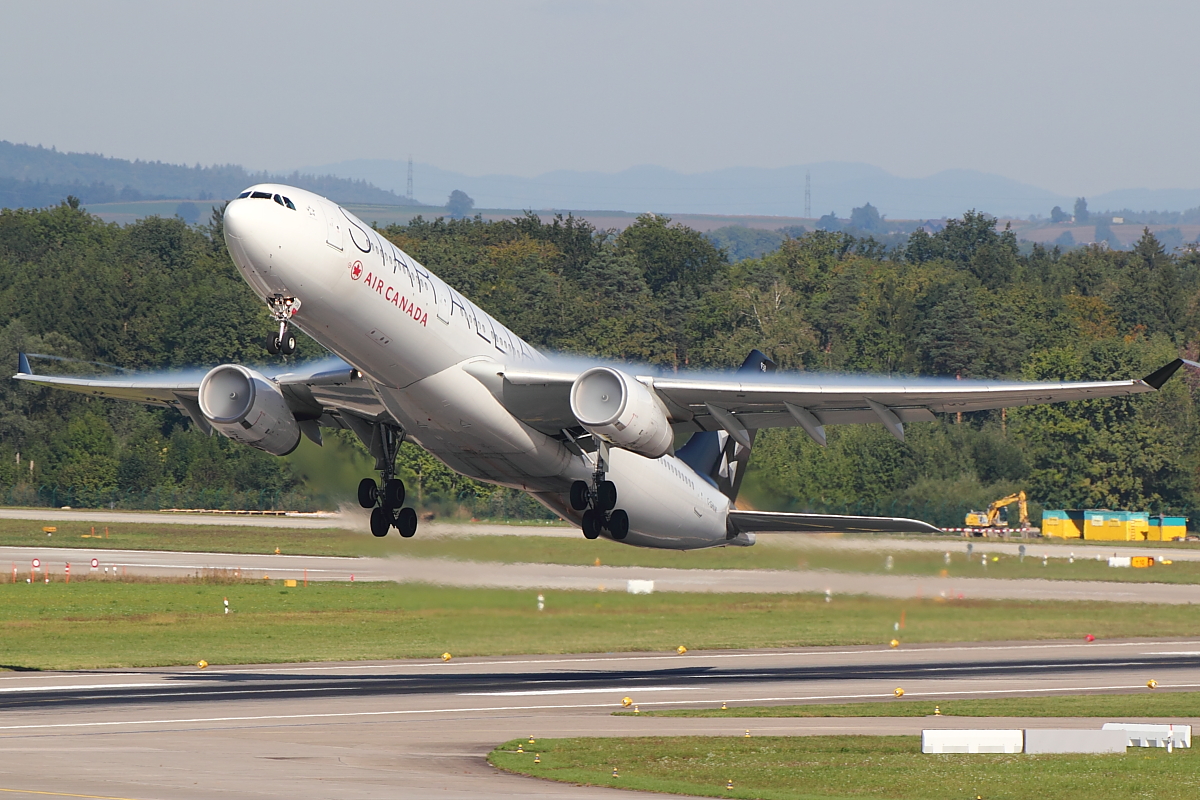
[{"xmin": 727, "ymin": 509, "xmax": 941, "ymax": 535}]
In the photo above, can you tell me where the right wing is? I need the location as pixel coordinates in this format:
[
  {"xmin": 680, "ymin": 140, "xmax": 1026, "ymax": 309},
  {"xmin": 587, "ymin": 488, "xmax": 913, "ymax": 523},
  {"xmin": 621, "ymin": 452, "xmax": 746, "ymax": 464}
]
[
  {"xmin": 12, "ymin": 354, "xmax": 396, "ymax": 437},
  {"xmin": 727, "ymin": 509, "xmax": 942, "ymax": 535}
]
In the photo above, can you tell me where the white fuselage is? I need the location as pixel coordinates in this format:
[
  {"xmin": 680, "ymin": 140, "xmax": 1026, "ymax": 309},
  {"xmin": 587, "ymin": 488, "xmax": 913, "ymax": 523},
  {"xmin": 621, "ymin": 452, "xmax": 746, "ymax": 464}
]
[{"xmin": 222, "ymin": 185, "xmax": 741, "ymax": 549}]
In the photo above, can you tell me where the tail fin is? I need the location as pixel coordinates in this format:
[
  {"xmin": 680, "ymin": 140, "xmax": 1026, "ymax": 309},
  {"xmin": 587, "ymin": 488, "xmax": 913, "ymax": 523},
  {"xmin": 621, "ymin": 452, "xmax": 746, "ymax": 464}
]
[{"xmin": 676, "ymin": 350, "xmax": 776, "ymax": 500}]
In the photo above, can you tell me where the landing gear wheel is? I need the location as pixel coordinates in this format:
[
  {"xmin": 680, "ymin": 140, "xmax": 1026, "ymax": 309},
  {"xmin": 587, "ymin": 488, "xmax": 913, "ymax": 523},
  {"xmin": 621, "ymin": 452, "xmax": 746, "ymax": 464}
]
[
  {"xmin": 396, "ymin": 507, "xmax": 418, "ymax": 538},
  {"xmin": 608, "ymin": 509, "xmax": 629, "ymax": 541},
  {"xmin": 357, "ymin": 478, "xmax": 378, "ymax": 509},
  {"xmin": 581, "ymin": 509, "xmax": 602, "ymax": 540},
  {"xmin": 279, "ymin": 330, "xmax": 297, "ymax": 355},
  {"xmin": 596, "ymin": 480, "xmax": 618, "ymax": 512},
  {"xmin": 369, "ymin": 506, "xmax": 390, "ymax": 537},
  {"xmin": 383, "ymin": 478, "xmax": 406, "ymax": 508},
  {"xmin": 266, "ymin": 335, "xmax": 281, "ymax": 355},
  {"xmin": 569, "ymin": 480, "xmax": 590, "ymax": 511}
]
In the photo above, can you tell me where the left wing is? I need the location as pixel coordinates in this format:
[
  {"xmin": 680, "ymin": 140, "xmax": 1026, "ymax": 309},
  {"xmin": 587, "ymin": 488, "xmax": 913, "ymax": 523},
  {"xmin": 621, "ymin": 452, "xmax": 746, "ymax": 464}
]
[{"xmin": 480, "ymin": 358, "xmax": 1190, "ymax": 444}]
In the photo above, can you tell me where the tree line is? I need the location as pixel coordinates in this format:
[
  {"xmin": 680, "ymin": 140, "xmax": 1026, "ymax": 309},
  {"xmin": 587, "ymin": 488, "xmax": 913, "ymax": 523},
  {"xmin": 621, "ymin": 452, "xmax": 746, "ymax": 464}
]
[{"xmin": 0, "ymin": 198, "xmax": 1196, "ymax": 522}]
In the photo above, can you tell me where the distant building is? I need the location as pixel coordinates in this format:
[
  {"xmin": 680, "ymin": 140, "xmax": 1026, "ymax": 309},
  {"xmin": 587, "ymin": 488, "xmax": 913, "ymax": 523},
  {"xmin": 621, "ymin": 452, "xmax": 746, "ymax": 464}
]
[
  {"xmin": 917, "ymin": 219, "xmax": 947, "ymax": 234},
  {"xmin": 1112, "ymin": 217, "xmax": 1124, "ymax": 224}
]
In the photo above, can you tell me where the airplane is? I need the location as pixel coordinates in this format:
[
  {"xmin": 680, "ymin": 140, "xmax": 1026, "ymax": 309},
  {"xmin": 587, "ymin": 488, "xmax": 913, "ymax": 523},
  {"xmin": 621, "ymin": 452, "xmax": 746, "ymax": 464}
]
[{"xmin": 12, "ymin": 184, "xmax": 1195, "ymax": 549}]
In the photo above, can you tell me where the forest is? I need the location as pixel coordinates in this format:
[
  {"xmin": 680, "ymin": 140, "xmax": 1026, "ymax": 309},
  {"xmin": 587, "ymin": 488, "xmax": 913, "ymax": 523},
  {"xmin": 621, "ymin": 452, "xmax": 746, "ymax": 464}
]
[{"xmin": 0, "ymin": 197, "xmax": 1196, "ymax": 524}]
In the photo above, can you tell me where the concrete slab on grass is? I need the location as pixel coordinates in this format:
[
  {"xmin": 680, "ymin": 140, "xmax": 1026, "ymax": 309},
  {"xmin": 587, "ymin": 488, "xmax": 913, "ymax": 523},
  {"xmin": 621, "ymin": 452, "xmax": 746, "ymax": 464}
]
[
  {"xmin": 1103, "ymin": 723, "xmax": 1191, "ymax": 748},
  {"xmin": 922, "ymin": 729, "xmax": 1023, "ymax": 754},
  {"xmin": 1024, "ymin": 728, "xmax": 1127, "ymax": 754}
]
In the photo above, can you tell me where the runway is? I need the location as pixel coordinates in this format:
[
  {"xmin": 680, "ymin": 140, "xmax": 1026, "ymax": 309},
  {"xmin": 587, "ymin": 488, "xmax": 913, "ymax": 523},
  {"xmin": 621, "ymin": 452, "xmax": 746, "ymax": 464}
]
[
  {"xmin": 1, "ymin": 638, "xmax": 1198, "ymax": 799},
  {"xmin": 4, "ymin": 544, "xmax": 1200, "ymax": 603}
]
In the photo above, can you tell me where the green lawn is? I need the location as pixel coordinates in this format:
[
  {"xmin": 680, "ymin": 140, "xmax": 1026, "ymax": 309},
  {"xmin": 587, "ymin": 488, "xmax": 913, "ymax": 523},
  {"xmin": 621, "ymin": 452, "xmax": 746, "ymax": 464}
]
[
  {"xmin": 0, "ymin": 518, "xmax": 376, "ymax": 557},
  {"xmin": 490, "ymin": 736, "xmax": 1200, "ymax": 800},
  {"xmin": 621, "ymin": 692, "xmax": 1200, "ymax": 719},
  {"xmin": 386, "ymin": 533, "xmax": 1200, "ymax": 583},
  {"xmin": 2, "ymin": 580, "xmax": 1200, "ymax": 670}
]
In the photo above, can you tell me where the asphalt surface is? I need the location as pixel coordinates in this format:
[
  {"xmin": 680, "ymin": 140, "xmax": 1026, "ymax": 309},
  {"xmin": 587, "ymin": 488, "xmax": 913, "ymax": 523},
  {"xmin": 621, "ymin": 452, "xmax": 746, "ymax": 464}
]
[
  {"xmin": 4, "ymin": 544, "xmax": 1200, "ymax": 603},
  {"xmin": 1, "ymin": 638, "xmax": 1198, "ymax": 799}
]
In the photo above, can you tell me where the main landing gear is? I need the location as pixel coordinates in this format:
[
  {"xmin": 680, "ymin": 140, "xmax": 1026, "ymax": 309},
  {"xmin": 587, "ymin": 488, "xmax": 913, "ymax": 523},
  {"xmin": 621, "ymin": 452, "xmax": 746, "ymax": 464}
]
[
  {"xmin": 569, "ymin": 442, "xmax": 630, "ymax": 541},
  {"xmin": 265, "ymin": 295, "xmax": 301, "ymax": 356},
  {"xmin": 357, "ymin": 424, "xmax": 418, "ymax": 539}
]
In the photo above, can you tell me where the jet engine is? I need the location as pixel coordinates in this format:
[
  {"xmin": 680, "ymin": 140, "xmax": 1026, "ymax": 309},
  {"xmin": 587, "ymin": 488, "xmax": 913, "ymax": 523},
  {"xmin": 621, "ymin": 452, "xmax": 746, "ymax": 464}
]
[
  {"xmin": 198, "ymin": 364, "xmax": 301, "ymax": 456},
  {"xmin": 570, "ymin": 366, "xmax": 673, "ymax": 458}
]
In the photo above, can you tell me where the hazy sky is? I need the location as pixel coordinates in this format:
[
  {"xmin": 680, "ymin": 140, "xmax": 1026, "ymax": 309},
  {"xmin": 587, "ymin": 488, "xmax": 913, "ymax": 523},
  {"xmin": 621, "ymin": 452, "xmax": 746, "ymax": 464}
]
[{"xmin": 3, "ymin": 1, "xmax": 1198, "ymax": 196}]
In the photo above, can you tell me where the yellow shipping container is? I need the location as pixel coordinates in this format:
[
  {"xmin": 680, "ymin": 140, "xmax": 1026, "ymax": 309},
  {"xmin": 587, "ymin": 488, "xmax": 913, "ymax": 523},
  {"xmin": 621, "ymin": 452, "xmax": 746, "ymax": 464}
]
[
  {"xmin": 1083, "ymin": 510, "xmax": 1150, "ymax": 541},
  {"xmin": 1148, "ymin": 516, "xmax": 1188, "ymax": 542},
  {"xmin": 1041, "ymin": 510, "xmax": 1083, "ymax": 539}
]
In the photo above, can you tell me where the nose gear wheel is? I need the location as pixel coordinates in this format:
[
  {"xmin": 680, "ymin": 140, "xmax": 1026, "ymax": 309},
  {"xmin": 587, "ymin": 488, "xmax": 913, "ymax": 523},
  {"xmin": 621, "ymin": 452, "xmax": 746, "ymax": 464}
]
[{"xmin": 265, "ymin": 295, "xmax": 301, "ymax": 357}]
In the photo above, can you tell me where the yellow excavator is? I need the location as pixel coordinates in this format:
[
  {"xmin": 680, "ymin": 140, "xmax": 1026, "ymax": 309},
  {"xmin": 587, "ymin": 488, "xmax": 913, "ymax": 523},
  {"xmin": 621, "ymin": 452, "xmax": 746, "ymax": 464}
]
[{"xmin": 965, "ymin": 491, "xmax": 1029, "ymax": 529}]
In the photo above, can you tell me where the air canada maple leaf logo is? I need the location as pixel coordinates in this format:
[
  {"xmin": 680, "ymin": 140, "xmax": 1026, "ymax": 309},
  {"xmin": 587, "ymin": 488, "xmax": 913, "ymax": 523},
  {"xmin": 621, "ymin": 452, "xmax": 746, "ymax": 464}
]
[{"xmin": 350, "ymin": 261, "xmax": 363, "ymax": 280}]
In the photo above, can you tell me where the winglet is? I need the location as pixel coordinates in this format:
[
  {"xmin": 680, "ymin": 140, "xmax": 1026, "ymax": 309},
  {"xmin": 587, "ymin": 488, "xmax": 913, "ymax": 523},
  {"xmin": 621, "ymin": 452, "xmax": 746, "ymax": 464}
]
[
  {"xmin": 1142, "ymin": 359, "xmax": 1185, "ymax": 390},
  {"xmin": 17, "ymin": 353, "xmax": 30, "ymax": 375}
]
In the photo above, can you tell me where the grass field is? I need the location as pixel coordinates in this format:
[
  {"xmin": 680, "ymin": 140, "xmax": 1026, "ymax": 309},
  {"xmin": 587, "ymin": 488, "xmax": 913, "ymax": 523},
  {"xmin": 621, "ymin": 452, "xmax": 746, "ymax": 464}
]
[
  {"xmin": 489, "ymin": 735, "xmax": 1200, "ymax": 800},
  {"xmin": 0, "ymin": 518, "xmax": 376, "ymax": 557},
  {"xmin": 3, "ymin": 580, "xmax": 1200, "ymax": 670},
  {"xmin": 620, "ymin": 692, "xmax": 1200, "ymax": 719},
  {"xmin": 376, "ymin": 533, "xmax": 1200, "ymax": 583}
]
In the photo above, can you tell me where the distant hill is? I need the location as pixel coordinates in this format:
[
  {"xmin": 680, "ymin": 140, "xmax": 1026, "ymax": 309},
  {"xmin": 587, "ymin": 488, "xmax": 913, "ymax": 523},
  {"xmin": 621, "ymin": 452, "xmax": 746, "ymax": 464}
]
[
  {"xmin": 300, "ymin": 159, "xmax": 1080, "ymax": 219},
  {"xmin": 302, "ymin": 159, "xmax": 1200, "ymax": 220},
  {"xmin": 0, "ymin": 141, "xmax": 421, "ymax": 209}
]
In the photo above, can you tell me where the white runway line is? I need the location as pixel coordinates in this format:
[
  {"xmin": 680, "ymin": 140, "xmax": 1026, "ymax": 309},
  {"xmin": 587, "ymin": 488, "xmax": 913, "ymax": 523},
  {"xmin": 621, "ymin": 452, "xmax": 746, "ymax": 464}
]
[
  {"xmin": 208, "ymin": 639, "xmax": 1200, "ymax": 674},
  {"xmin": 0, "ymin": 683, "xmax": 196, "ymax": 694},
  {"xmin": 5, "ymin": 683, "xmax": 1200, "ymax": 733},
  {"xmin": 0, "ymin": 703, "xmax": 617, "ymax": 731},
  {"xmin": 459, "ymin": 686, "xmax": 694, "ymax": 697},
  {"xmin": 642, "ymin": 682, "xmax": 1200, "ymax": 707}
]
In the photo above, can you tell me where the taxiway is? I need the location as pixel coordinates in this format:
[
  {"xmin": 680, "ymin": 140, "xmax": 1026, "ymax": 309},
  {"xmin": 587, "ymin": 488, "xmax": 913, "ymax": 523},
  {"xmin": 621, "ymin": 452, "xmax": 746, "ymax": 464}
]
[{"xmin": 0, "ymin": 638, "xmax": 1198, "ymax": 798}]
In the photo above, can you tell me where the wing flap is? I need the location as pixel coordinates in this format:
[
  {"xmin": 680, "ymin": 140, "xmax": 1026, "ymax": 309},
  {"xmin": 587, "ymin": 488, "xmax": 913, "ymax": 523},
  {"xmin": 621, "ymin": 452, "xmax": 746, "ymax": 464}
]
[
  {"xmin": 727, "ymin": 509, "xmax": 942, "ymax": 535},
  {"xmin": 651, "ymin": 376, "xmax": 1155, "ymax": 417}
]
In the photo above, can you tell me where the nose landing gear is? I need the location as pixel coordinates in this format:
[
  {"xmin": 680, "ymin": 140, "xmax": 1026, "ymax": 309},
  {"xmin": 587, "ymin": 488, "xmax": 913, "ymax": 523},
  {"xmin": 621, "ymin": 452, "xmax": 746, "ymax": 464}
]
[
  {"xmin": 265, "ymin": 295, "xmax": 301, "ymax": 356},
  {"xmin": 570, "ymin": 442, "xmax": 630, "ymax": 541},
  {"xmin": 355, "ymin": 423, "xmax": 419, "ymax": 538}
]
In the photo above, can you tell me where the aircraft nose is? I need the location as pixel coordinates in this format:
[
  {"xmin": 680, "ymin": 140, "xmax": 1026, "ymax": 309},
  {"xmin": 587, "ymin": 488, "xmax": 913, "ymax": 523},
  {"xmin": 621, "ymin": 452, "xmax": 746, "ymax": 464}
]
[{"xmin": 222, "ymin": 197, "xmax": 255, "ymax": 241}]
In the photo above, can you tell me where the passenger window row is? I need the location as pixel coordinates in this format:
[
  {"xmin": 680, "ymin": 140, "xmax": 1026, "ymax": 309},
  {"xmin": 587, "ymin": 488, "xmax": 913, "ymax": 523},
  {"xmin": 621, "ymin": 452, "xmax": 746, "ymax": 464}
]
[{"xmin": 237, "ymin": 190, "xmax": 296, "ymax": 210}]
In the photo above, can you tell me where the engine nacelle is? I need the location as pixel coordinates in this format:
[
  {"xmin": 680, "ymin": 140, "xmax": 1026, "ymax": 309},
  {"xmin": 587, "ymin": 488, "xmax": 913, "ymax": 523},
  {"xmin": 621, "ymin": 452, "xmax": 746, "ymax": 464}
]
[
  {"xmin": 570, "ymin": 367, "xmax": 673, "ymax": 458},
  {"xmin": 198, "ymin": 364, "xmax": 301, "ymax": 456}
]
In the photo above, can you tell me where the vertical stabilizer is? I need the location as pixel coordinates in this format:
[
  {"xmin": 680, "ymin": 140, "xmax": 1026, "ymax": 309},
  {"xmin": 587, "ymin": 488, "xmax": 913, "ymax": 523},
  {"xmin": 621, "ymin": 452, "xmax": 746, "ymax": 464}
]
[{"xmin": 676, "ymin": 350, "xmax": 775, "ymax": 500}]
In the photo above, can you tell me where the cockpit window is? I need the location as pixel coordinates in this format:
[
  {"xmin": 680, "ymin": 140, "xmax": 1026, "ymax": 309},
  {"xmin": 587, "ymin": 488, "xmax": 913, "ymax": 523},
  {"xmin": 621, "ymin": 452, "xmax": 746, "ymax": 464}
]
[{"xmin": 244, "ymin": 190, "xmax": 296, "ymax": 208}]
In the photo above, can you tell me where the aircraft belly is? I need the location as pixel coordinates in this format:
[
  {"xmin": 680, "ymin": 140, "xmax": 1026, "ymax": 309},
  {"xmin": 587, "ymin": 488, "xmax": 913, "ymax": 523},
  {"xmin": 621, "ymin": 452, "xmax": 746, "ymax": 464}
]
[
  {"xmin": 554, "ymin": 449, "xmax": 731, "ymax": 551},
  {"xmin": 373, "ymin": 366, "xmax": 572, "ymax": 483}
]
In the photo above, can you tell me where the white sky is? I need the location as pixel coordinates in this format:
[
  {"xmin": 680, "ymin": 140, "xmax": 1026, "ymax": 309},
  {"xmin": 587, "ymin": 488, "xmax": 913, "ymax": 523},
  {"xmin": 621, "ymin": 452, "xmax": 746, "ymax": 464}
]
[{"xmin": 2, "ymin": 0, "xmax": 1197, "ymax": 196}]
